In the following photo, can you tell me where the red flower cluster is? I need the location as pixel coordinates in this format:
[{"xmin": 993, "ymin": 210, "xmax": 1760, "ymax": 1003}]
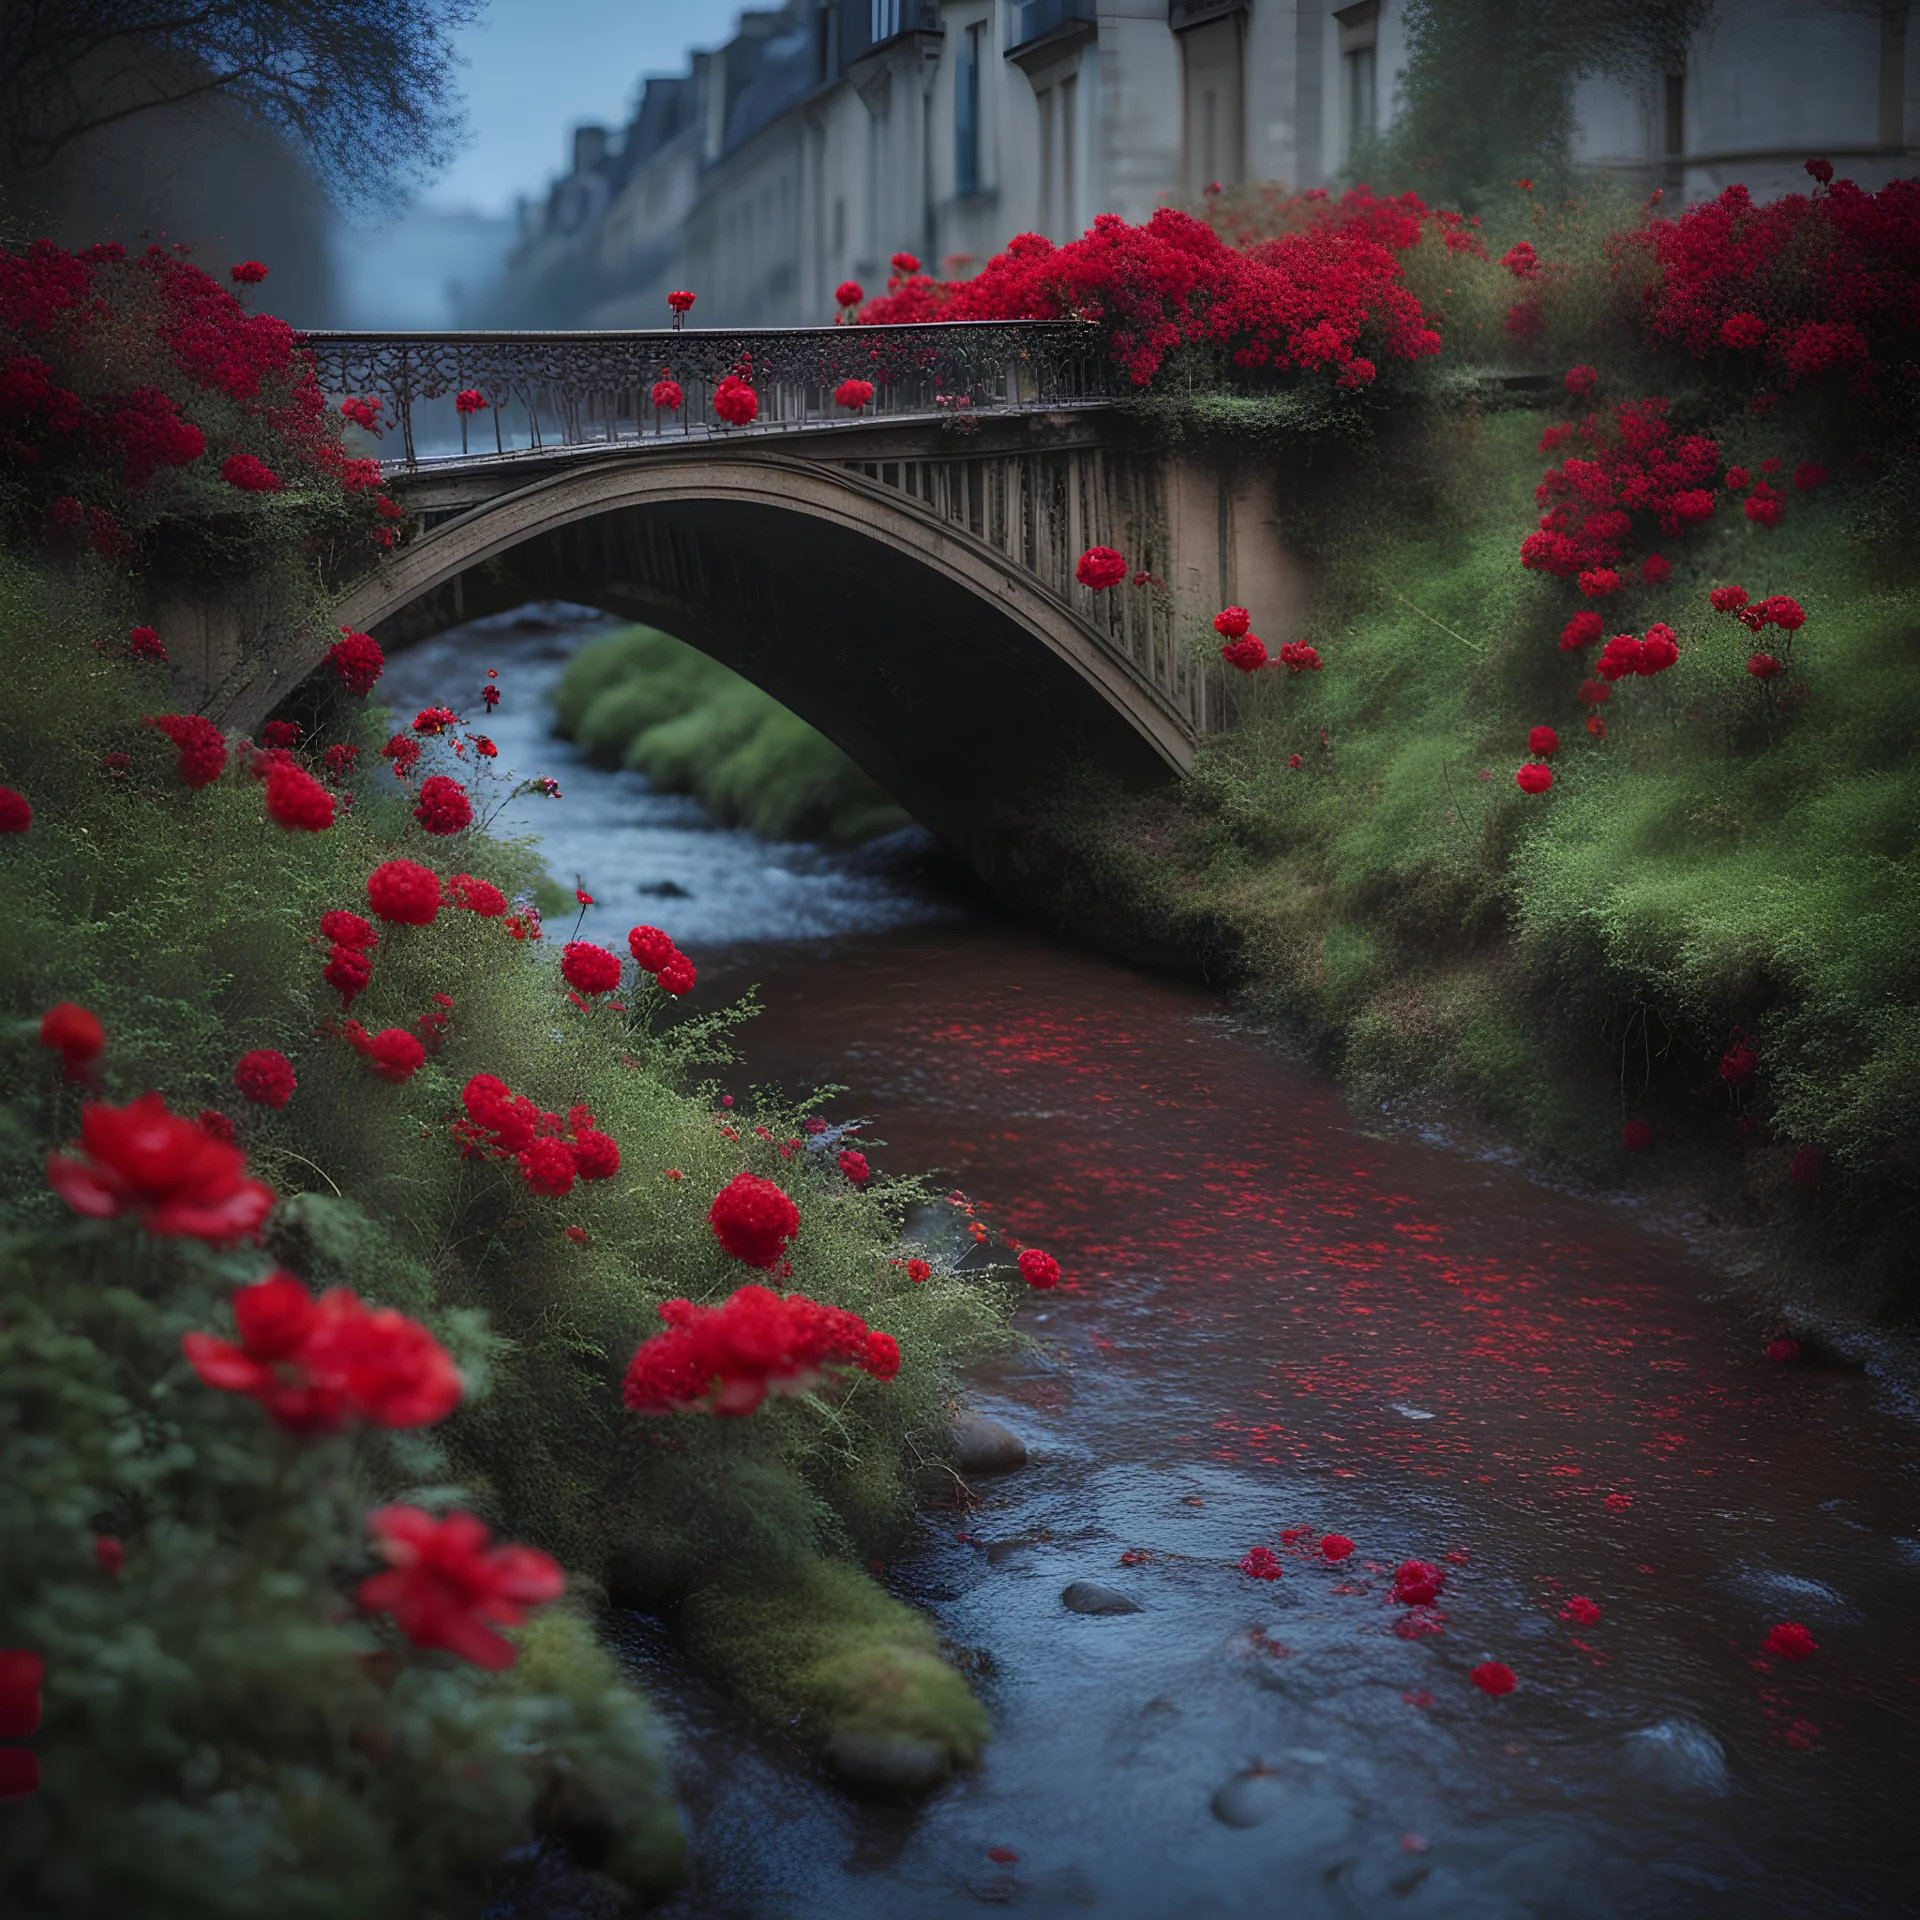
[
  {"xmin": 651, "ymin": 377, "xmax": 683, "ymax": 411},
  {"xmin": 1214, "ymin": 606, "xmax": 1251, "ymax": 638},
  {"xmin": 1720, "ymin": 1040, "xmax": 1758, "ymax": 1086},
  {"xmin": 1321, "ymin": 1533, "xmax": 1354, "ymax": 1562},
  {"xmin": 835, "ymin": 377, "xmax": 875, "ymax": 410},
  {"xmin": 358, "ymin": 1506, "xmax": 563, "ymax": 1671},
  {"xmin": 1392, "ymin": 1559, "xmax": 1444, "ymax": 1606},
  {"xmin": 340, "ymin": 394, "xmax": 382, "ymax": 431},
  {"xmin": 1018, "ymin": 1247, "xmax": 1061, "ymax": 1290},
  {"xmin": 1561, "ymin": 1594, "xmax": 1602, "ymax": 1625},
  {"xmin": 147, "ymin": 713, "xmax": 227, "ymax": 788},
  {"xmin": 233, "ymin": 1047, "xmax": 295, "ymax": 1108},
  {"xmin": 855, "ymin": 196, "xmax": 1443, "ymax": 388},
  {"xmin": 622, "ymin": 1283, "xmax": 898, "ymax": 1416},
  {"xmin": 184, "ymin": 1270, "xmax": 460, "ymax": 1431},
  {"xmin": 39, "ymin": 1002, "xmax": 104, "ymax": 1080},
  {"xmin": 1241, "ymin": 1546, "xmax": 1283, "ymax": 1580},
  {"xmin": 229, "ymin": 261, "xmax": 268, "ymax": 285},
  {"xmin": 1515, "ymin": 763, "xmax": 1553, "ymax": 794},
  {"xmin": 413, "ymin": 774, "xmax": 473, "ymax": 835},
  {"xmin": 452, "ymin": 1074, "xmax": 621, "ymax": 1196},
  {"xmin": 628, "ymin": 924, "xmax": 695, "ymax": 996},
  {"xmin": 1471, "ymin": 1660, "xmax": 1517, "ymax": 1696},
  {"xmin": 838, "ymin": 1147, "xmax": 871, "ymax": 1187},
  {"xmin": 328, "ymin": 628, "xmax": 384, "ymax": 695},
  {"xmin": 343, "ymin": 1021, "xmax": 426, "ymax": 1083},
  {"xmin": 1596, "ymin": 623, "xmax": 1680, "ymax": 681},
  {"xmin": 707, "ymin": 1169, "xmax": 800, "ymax": 1267},
  {"xmin": 1622, "ymin": 1119, "xmax": 1653, "ymax": 1150},
  {"xmin": 905, "ymin": 1257, "xmax": 932, "ymax": 1283},
  {"xmin": 0, "ymin": 1648, "xmax": 42, "ymax": 1798},
  {"xmin": 221, "ymin": 451, "xmax": 282, "ymax": 493},
  {"xmin": 1501, "ymin": 242, "xmax": 1540, "ymax": 279},
  {"xmin": 48, "ymin": 1092, "xmax": 274, "ymax": 1240},
  {"xmin": 448, "ymin": 871, "xmax": 508, "ymax": 916},
  {"xmin": 1764, "ymin": 1621, "xmax": 1817, "ymax": 1661},
  {"xmin": 1076, "ymin": 545, "xmax": 1128, "ymax": 589},
  {"xmin": 1564, "ymin": 363, "xmax": 1598, "ymax": 398},
  {"xmin": 714, "ymin": 375, "xmax": 758, "ymax": 425},
  {"xmin": 381, "ymin": 732, "xmax": 421, "ymax": 777},
  {"xmin": 454, "ymin": 388, "xmax": 487, "ymax": 414},
  {"xmin": 1221, "ymin": 635, "xmax": 1268, "ymax": 672},
  {"xmin": 367, "ymin": 859, "xmax": 440, "ymax": 926},
  {"xmin": 1636, "ymin": 175, "xmax": 1920, "ymax": 398},
  {"xmin": 561, "ymin": 940, "xmax": 622, "ymax": 996},
  {"xmin": 667, "ymin": 290, "xmax": 696, "ymax": 314},
  {"xmin": 1561, "ymin": 610, "xmax": 1606, "ymax": 654},
  {"xmin": 1277, "ymin": 641, "xmax": 1322, "ymax": 673},
  {"xmin": 265, "ymin": 760, "xmax": 335, "ymax": 830},
  {"xmin": 1528, "ymin": 725, "xmax": 1559, "ymax": 757},
  {"xmin": 1524, "ymin": 398, "xmax": 1718, "ymax": 583},
  {"xmin": 835, "ymin": 280, "xmax": 864, "ymax": 309},
  {"xmin": 0, "ymin": 785, "xmax": 30, "ymax": 831}
]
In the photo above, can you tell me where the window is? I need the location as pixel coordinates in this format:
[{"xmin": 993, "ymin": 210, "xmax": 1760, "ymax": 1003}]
[
  {"xmin": 1663, "ymin": 71, "xmax": 1685, "ymax": 155},
  {"xmin": 1334, "ymin": 0, "xmax": 1378, "ymax": 159},
  {"xmin": 956, "ymin": 20, "xmax": 982, "ymax": 197},
  {"xmin": 1037, "ymin": 85, "xmax": 1055, "ymax": 235},
  {"xmin": 1060, "ymin": 72, "xmax": 1077, "ymax": 234},
  {"xmin": 1180, "ymin": 15, "xmax": 1244, "ymax": 199},
  {"xmin": 871, "ymin": 0, "xmax": 901, "ymax": 44}
]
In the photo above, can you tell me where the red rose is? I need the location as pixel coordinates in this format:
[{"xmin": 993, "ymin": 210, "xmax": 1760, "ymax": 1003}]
[
  {"xmin": 358, "ymin": 1506, "xmax": 563, "ymax": 1670},
  {"xmin": 48, "ymin": 1092, "xmax": 274, "ymax": 1241}
]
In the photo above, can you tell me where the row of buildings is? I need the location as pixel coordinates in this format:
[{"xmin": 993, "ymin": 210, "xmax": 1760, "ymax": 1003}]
[{"xmin": 485, "ymin": 0, "xmax": 1917, "ymax": 331}]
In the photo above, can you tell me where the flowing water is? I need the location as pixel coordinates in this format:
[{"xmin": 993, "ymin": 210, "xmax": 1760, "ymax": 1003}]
[{"xmin": 406, "ymin": 616, "xmax": 1920, "ymax": 1920}]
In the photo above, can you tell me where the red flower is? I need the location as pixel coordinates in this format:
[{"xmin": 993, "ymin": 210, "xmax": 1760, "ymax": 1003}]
[
  {"xmin": 358, "ymin": 1506, "xmax": 563, "ymax": 1670},
  {"xmin": 713, "ymin": 375, "xmax": 758, "ymax": 425},
  {"xmin": 835, "ymin": 280, "xmax": 865, "ymax": 308},
  {"xmin": 39, "ymin": 1002, "xmax": 104, "ymax": 1080},
  {"xmin": 1528, "ymin": 726, "xmax": 1559, "ymax": 757},
  {"xmin": 128, "ymin": 624, "xmax": 168, "ymax": 663},
  {"xmin": 233, "ymin": 1048, "xmax": 295, "ymax": 1108},
  {"xmin": 518, "ymin": 1136, "xmax": 576, "ymax": 1197},
  {"xmin": 1515, "ymin": 763, "xmax": 1553, "ymax": 794},
  {"xmin": 221, "ymin": 452, "xmax": 283, "ymax": 494},
  {"xmin": 565, "ymin": 1225, "xmax": 588, "ymax": 1244},
  {"xmin": 448, "ymin": 872, "xmax": 508, "ymax": 916},
  {"xmin": 905, "ymin": 1257, "xmax": 932, "ymax": 1283},
  {"xmin": 366, "ymin": 1028, "xmax": 425, "ymax": 1084},
  {"xmin": 1621, "ymin": 1119, "xmax": 1652, "ymax": 1150},
  {"xmin": 413, "ymin": 774, "xmax": 473, "ymax": 835},
  {"xmin": 1278, "ymin": 641, "xmax": 1322, "ymax": 673},
  {"xmin": 412, "ymin": 706, "xmax": 459, "ymax": 736},
  {"xmin": 1792, "ymin": 462, "xmax": 1825, "ymax": 493},
  {"xmin": 1471, "ymin": 1661, "xmax": 1517, "ymax": 1696},
  {"xmin": 1788, "ymin": 1145, "xmax": 1822, "ymax": 1189},
  {"xmin": 571, "ymin": 1127, "xmax": 621, "ymax": 1180},
  {"xmin": 198, "ymin": 1108, "xmax": 234, "ymax": 1142},
  {"xmin": 1720, "ymin": 1043, "xmax": 1757, "ymax": 1086},
  {"xmin": 184, "ymin": 1270, "xmax": 460, "ymax": 1431},
  {"xmin": 1564, "ymin": 363, "xmax": 1597, "ymax": 397},
  {"xmin": 1709, "ymin": 584, "xmax": 1749, "ymax": 612},
  {"xmin": 657, "ymin": 951, "xmax": 696, "ymax": 996},
  {"xmin": 323, "ymin": 944, "xmax": 372, "ymax": 1007},
  {"xmin": 1559, "ymin": 611, "xmax": 1603, "ymax": 652},
  {"xmin": 1638, "ymin": 623, "xmax": 1679, "ymax": 673},
  {"xmin": 1321, "ymin": 1534, "xmax": 1354, "ymax": 1562},
  {"xmin": 1764, "ymin": 1621, "xmax": 1816, "ymax": 1660},
  {"xmin": 320, "ymin": 908, "xmax": 376, "ymax": 949},
  {"xmin": 261, "ymin": 720, "xmax": 300, "ymax": 749},
  {"xmin": 1504, "ymin": 296, "xmax": 1543, "ymax": 341},
  {"xmin": 890, "ymin": 251, "xmax": 921, "ymax": 275},
  {"xmin": 1724, "ymin": 466, "xmax": 1750, "ymax": 491},
  {"xmin": 147, "ymin": 713, "xmax": 227, "ymax": 788},
  {"xmin": 1076, "ymin": 545, "xmax": 1128, "ymax": 590},
  {"xmin": 623, "ymin": 1283, "xmax": 896, "ymax": 1416},
  {"xmin": 667, "ymin": 290, "xmax": 696, "ymax": 313},
  {"xmin": 94, "ymin": 1535, "xmax": 124, "ymax": 1575},
  {"xmin": 1747, "ymin": 653, "xmax": 1784, "ymax": 679},
  {"xmin": 1720, "ymin": 311, "xmax": 1767, "ymax": 350},
  {"xmin": 1018, "ymin": 1247, "xmax": 1061, "ymax": 1290},
  {"xmin": 0, "ymin": 1649, "xmax": 44, "ymax": 1739},
  {"xmin": 835, "ymin": 377, "xmax": 875, "ymax": 409},
  {"xmin": 1767, "ymin": 1335, "xmax": 1800, "ymax": 1364},
  {"xmin": 1744, "ymin": 483, "xmax": 1785, "ymax": 527},
  {"xmin": 1595, "ymin": 634, "xmax": 1643, "ymax": 681},
  {"xmin": 328, "ymin": 629, "xmax": 384, "ymax": 695},
  {"xmin": 454, "ymin": 389, "xmax": 487, "ymax": 414},
  {"xmin": 1288, "ymin": 752, "xmax": 1303, "ymax": 768},
  {"xmin": 367, "ymin": 860, "xmax": 440, "ymax": 926},
  {"xmin": 1804, "ymin": 156, "xmax": 1833, "ymax": 186},
  {"xmin": 561, "ymin": 940, "xmax": 621, "ymax": 996},
  {"xmin": 708, "ymin": 1170, "xmax": 800, "ymax": 1268},
  {"xmin": 1501, "ymin": 242, "xmax": 1539, "ymax": 279},
  {"xmin": 1640, "ymin": 554, "xmax": 1671, "ymax": 585},
  {"xmin": 628, "ymin": 924, "xmax": 675, "ymax": 971},
  {"xmin": 647, "ymin": 375, "xmax": 681, "ymax": 410},
  {"xmin": 1221, "ymin": 635, "xmax": 1268, "ymax": 672},
  {"xmin": 1577, "ymin": 568, "xmax": 1621, "ymax": 597},
  {"xmin": 1758, "ymin": 594, "xmax": 1805, "ymax": 631},
  {"xmin": 1241, "ymin": 1546, "xmax": 1283, "ymax": 1580},
  {"xmin": 1560, "ymin": 1594, "xmax": 1601, "ymax": 1625},
  {"xmin": 0, "ymin": 786, "xmax": 30, "ymax": 832},
  {"xmin": 1213, "ymin": 606, "xmax": 1251, "ymax": 638},
  {"xmin": 838, "ymin": 1147, "xmax": 871, "ymax": 1187},
  {"xmin": 48, "ymin": 1092, "xmax": 273, "ymax": 1240},
  {"xmin": 229, "ymin": 260, "xmax": 268, "ymax": 283},
  {"xmin": 265, "ymin": 761, "xmax": 335, "ymax": 830}
]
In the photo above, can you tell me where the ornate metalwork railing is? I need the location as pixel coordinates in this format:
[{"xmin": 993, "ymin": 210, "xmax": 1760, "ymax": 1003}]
[{"xmin": 299, "ymin": 321, "xmax": 1112, "ymax": 470}]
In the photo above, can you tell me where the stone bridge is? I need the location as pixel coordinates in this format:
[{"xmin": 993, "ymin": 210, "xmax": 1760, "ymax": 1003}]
[{"xmin": 220, "ymin": 323, "xmax": 1308, "ymax": 877}]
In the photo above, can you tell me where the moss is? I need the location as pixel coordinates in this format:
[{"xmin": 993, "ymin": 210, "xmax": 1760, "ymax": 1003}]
[{"xmin": 553, "ymin": 625, "xmax": 909, "ymax": 844}]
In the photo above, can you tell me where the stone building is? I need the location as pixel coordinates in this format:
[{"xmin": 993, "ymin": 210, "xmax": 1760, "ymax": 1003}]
[{"xmin": 484, "ymin": 0, "xmax": 1916, "ymax": 330}]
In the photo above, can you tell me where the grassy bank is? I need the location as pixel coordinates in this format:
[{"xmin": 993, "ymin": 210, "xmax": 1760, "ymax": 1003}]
[{"xmin": 552, "ymin": 626, "xmax": 910, "ymax": 844}]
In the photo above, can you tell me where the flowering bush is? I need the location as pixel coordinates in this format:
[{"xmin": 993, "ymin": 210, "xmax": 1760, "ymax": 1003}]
[
  {"xmin": 233, "ymin": 1047, "xmax": 296, "ymax": 1108},
  {"xmin": 148, "ymin": 712, "xmax": 228, "ymax": 788},
  {"xmin": 358, "ymin": 1507, "xmax": 564, "ymax": 1670},
  {"xmin": 855, "ymin": 197, "xmax": 1444, "ymax": 389}
]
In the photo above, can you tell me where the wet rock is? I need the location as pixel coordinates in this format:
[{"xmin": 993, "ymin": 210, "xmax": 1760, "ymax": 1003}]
[
  {"xmin": 952, "ymin": 1411, "xmax": 1028, "ymax": 1475},
  {"xmin": 1210, "ymin": 1769, "xmax": 1289, "ymax": 1828},
  {"xmin": 1061, "ymin": 1581, "xmax": 1141, "ymax": 1615},
  {"xmin": 824, "ymin": 1730, "xmax": 952, "ymax": 1795},
  {"xmin": 1620, "ymin": 1719, "xmax": 1730, "ymax": 1796}
]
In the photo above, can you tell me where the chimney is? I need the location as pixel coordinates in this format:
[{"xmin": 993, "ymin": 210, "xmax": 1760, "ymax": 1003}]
[{"xmin": 572, "ymin": 123, "xmax": 609, "ymax": 175}]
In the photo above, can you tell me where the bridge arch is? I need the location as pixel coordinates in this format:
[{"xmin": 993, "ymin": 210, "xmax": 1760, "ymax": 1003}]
[{"xmin": 321, "ymin": 451, "xmax": 1204, "ymax": 881}]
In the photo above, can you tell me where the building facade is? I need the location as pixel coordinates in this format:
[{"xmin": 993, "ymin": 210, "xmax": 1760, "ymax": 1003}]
[{"xmin": 483, "ymin": 0, "xmax": 1917, "ymax": 330}]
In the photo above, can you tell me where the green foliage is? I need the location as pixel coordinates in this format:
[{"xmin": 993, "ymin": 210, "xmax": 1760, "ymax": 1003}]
[
  {"xmin": 0, "ymin": 546, "xmax": 1013, "ymax": 1912},
  {"xmin": 552, "ymin": 625, "xmax": 910, "ymax": 844}
]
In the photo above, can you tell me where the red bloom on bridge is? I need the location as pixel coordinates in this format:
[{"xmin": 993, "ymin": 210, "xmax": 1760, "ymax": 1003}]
[
  {"xmin": 835, "ymin": 280, "xmax": 864, "ymax": 309},
  {"xmin": 667, "ymin": 290, "xmax": 696, "ymax": 313},
  {"xmin": 48, "ymin": 1092, "xmax": 274, "ymax": 1241},
  {"xmin": 651, "ymin": 377, "xmax": 683, "ymax": 411},
  {"xmin": 128, "ymin": 624, "xmax": 167, "ymax": 662},
  {"xmin": 1213, "ymin": 606, "xmax": 1251, "ymax": 638},
  {"xmin": 358, "ymin": 1506, "xmax": 563, "ymax": 1670},
  {"xmin": 713, "ymin": 375, "xmax": 758, "ymax": 425},
  {"xmin": 229, "ymin": 261, "xmax": 268, "ymax": 284},
  {"xmin": 454, "ymin": 388, "xmax": 487, "ymax": 414},
  {"xmin": 328, "ymin": 628, "xmax": 384, "ymax": 695},
  {"xmin": 1076, "ymin": 545, "xmax": 1128, "ymax": 589},
  {"xmin": 1221, "ymin": 635, "xmax": 1268, "ymax": 672},
  {"xmin": 148, "ymin": 713, "xmax": 227, "ymax": 788},
  {"xmin": 835, "ymin": 377, "xmax": 874, "ymax": 410}
]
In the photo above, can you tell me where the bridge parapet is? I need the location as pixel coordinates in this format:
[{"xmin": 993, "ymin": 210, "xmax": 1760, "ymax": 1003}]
[{"xmin": 301, "ymin": 321, "xmax": 1111, "ymax": 471}]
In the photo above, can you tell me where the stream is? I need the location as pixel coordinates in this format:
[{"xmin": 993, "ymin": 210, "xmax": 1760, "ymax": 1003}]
[{"xmin": 394, "ymin": 612, "xmax": 1920, "ymax": 1920}]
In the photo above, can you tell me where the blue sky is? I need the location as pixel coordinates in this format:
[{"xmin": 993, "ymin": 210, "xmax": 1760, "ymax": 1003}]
[{"xmin": 426, "ymin": 0, "xmax": 734, "ymax": 215}]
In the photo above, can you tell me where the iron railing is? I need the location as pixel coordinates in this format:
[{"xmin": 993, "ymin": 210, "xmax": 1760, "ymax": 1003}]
[{"xmin": 299, "ymin": 321, "xmax": 1111, "ymax": 470}]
